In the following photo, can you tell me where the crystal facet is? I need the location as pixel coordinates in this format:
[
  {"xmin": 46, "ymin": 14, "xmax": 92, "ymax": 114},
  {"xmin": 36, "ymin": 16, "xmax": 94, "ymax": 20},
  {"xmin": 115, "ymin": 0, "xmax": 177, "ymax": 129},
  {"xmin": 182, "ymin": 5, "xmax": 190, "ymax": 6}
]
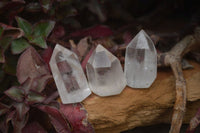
[
  {"xmin": 124, "ymin": 30, "xmax": 157, "ymax": 88},
  {"xmin": 86, "ymin": 44, "xmax": 126, "ymax": 96},
  {"xmin": 49, "ymin": 44, "xmax": 91, "ymax": 104}
]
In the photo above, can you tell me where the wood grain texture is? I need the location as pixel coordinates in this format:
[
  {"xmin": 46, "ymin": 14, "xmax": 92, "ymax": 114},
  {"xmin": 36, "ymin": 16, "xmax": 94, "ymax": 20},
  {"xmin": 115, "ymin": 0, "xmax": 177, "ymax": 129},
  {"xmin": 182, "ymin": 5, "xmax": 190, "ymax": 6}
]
[{"xmin": 83, "ymin": 61, "xmax": 200, "ymax": 133}]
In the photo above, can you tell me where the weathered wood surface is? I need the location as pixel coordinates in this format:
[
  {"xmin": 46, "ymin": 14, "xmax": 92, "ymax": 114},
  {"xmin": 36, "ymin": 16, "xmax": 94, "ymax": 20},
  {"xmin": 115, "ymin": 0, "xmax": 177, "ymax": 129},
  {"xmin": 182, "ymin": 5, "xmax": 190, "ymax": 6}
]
[{"xmin": 83, "ymin": 61, "xmax": 200, "ymax": 133}]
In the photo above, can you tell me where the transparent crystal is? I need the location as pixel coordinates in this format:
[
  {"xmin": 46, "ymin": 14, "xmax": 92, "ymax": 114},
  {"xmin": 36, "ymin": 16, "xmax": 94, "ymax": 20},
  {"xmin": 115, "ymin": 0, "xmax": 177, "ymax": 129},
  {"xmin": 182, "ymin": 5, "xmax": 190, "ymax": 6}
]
[
  {"xmin": 86, "ymin": 44, "xmax": 126, "ymax": 96},
  {"xmin": 49, "ymin": 44, "xmax": 91, "ymax": 104},
  {"xmin": 124, "ymin": 30, "xmax": 157, "ymax": 88}
]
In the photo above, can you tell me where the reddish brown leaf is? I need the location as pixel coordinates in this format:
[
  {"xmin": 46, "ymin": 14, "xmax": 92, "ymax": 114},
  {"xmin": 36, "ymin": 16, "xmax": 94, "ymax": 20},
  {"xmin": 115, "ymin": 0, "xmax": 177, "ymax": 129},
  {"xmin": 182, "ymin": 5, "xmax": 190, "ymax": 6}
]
[
  {"xmin": 41, "ymin": 47, "xmax": 53, "ymax": 71},
  {"xmin": 11, "ymin": 103, "xmax": 29, "ymax": 133},
  {"xmin": 13, "ymin": 103, "xmax": 29, "ymax": 121},
  {"xmin": 0, "ymin": 23, "xmax": 24, "ymax": 39},
  {"xmin": 37, "ymin": 105, "xmax": 71, "ymax": 133},
  {"xmin": 22, "ymin": 121, "xmax": 47, "ymax": 133},
  {"xmin": 17, "ymin": 46, "xmax": 50, "ymax": 84},
  {"xmin": 12, "ymin": 113, "xmax": 29, "ymax": 133},
  {"xmin": 60, "ymin": 103, "xmax": 94, "ymax": 133},
  {"xmin": 123, "ymin": 31, "xmax": 133, "ymax": 45},
  {"xmin": 20, "ymin": 78, "xmax": 32, "ymax": 93},
  {"xmin": 69, "ymin": 25, "xmax": 113, "ymax": 39},
  {"xmin": 31, "ymin": 74, "xmax": 52, "ymax": 92},
  {"xmin": 50, "ymin": 25, "xmax": 65, "ymax": 39}
]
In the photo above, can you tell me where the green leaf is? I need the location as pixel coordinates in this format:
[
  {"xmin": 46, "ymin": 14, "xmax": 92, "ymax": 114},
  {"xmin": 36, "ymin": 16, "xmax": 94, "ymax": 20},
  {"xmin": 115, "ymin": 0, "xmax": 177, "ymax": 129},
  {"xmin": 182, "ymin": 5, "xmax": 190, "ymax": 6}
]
[
  {"xmin": 0, "ymin": 37, "xmax": 11, "ymax": 63},
  {"xmin": 11, "ymin": 38, "xmax": 30, "ymax": 54},
  {"xmin": 0, "ymin": 37, "xmax": 12, "ymax": 51},
  {"xmin": 3, "ymin": 55, "xmax": 18, "ymax": 75},
  {"xmin": 16, "ymin": 17, "xmax": 32, "ymax": 38},
  {"xmin": 27, "ymin": 91, "xmax": 45, "ymax": 103},
  {"xmin": 33, "ymin": 21, "xmax": 55, "ymax": 37},
  {"xmin": 29, "ymin": 36, "xmax": 47, "ymax": 48},
  {"xmin": 4, "ymin": 87, "xmax": 24, "ymax": 102}
]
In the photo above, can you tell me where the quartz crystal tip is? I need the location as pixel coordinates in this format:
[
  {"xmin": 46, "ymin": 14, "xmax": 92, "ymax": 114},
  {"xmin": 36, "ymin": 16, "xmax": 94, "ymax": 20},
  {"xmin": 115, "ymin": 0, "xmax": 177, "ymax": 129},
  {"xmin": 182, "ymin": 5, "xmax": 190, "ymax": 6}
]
[
  {"xmin": 124, "ymin": 30, "xmax": 157, "ymax": 88},
  {"xmin": 49, "ymin": 44, "xmax": 91, "ymax": 104},
  {"xmin": 86, "ymin": 44, "xmax": 126, "ymax": 96}
]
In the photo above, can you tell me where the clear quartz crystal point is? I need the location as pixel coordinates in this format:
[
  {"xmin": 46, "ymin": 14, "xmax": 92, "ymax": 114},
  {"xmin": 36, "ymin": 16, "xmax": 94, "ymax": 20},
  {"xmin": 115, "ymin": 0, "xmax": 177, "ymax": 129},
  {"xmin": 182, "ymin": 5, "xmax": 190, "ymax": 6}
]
[
  {"xmin": 86, "ymin": 44, "xmax": 126, "ymax": 96},
  {"xmin": 49, "ymin": 44, "xmax": 91, "ymax": 104},
  {"xmin": 125, "ymin": 30, "xmax": 157, "ymax": 88}
]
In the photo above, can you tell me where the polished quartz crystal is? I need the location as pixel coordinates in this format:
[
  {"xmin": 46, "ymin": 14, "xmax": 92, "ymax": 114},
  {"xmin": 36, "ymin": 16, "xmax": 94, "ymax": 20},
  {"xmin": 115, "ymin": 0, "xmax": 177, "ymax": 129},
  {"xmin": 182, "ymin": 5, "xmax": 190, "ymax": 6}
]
[
  {"xmin": 86, "ymin": 44, "xmax": 126, "ymax": 96},
  {"xmin": 124, "ymin": 30, "xmax": 157, "ymax": 88},
  {"xmin": 49, "ymin": 44, "xmax": 91, "ymax": 104}
]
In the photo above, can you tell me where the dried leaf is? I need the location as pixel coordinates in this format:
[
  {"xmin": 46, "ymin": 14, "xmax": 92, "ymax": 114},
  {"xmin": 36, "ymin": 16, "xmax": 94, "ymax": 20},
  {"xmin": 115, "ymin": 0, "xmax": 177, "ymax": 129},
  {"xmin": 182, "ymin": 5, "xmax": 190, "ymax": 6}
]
[
  {"xmin": 17, "ymin": 46, "xmax": 50, "ymax": 83},
  {"xmin": 69, "ymin": 25, "xmax": 113, "ymax": 39},
  {"xmin": 60, "ymin": 103, "xmax": 94, "ymax": 133},
  {"xmin": 11, "ymin": 38, "xmax": 30, "ymax": 54},
  {"xmin": 4, "ymin": 86, "xmax": 24, "ymax": 102},
  {"xmin": 22, "ymin": 121, "xmax": 47, "ymax": 133},
  {"xmin": 37, "ymin": 105, "xmax": 71, "ymax": 133}
]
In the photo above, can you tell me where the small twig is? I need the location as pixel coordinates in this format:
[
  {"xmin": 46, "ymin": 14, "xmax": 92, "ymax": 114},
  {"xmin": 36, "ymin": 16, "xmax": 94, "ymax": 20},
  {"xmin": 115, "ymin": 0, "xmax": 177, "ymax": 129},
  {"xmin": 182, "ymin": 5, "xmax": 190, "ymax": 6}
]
[
  {"xmin": 186, "ymin": 107, "xmax": 200, "ymax": 133},
  {"xmin": 157, "ymin": 28, "xmax": 198, "ymax": 133}
]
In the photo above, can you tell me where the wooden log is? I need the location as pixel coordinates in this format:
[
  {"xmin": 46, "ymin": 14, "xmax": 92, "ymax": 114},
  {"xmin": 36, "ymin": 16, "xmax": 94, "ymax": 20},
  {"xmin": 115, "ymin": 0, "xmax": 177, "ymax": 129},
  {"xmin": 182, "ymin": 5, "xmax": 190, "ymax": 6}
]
[{"xmin": 83, "ymin": 61, "xmax": 200, "ymax": 133}]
